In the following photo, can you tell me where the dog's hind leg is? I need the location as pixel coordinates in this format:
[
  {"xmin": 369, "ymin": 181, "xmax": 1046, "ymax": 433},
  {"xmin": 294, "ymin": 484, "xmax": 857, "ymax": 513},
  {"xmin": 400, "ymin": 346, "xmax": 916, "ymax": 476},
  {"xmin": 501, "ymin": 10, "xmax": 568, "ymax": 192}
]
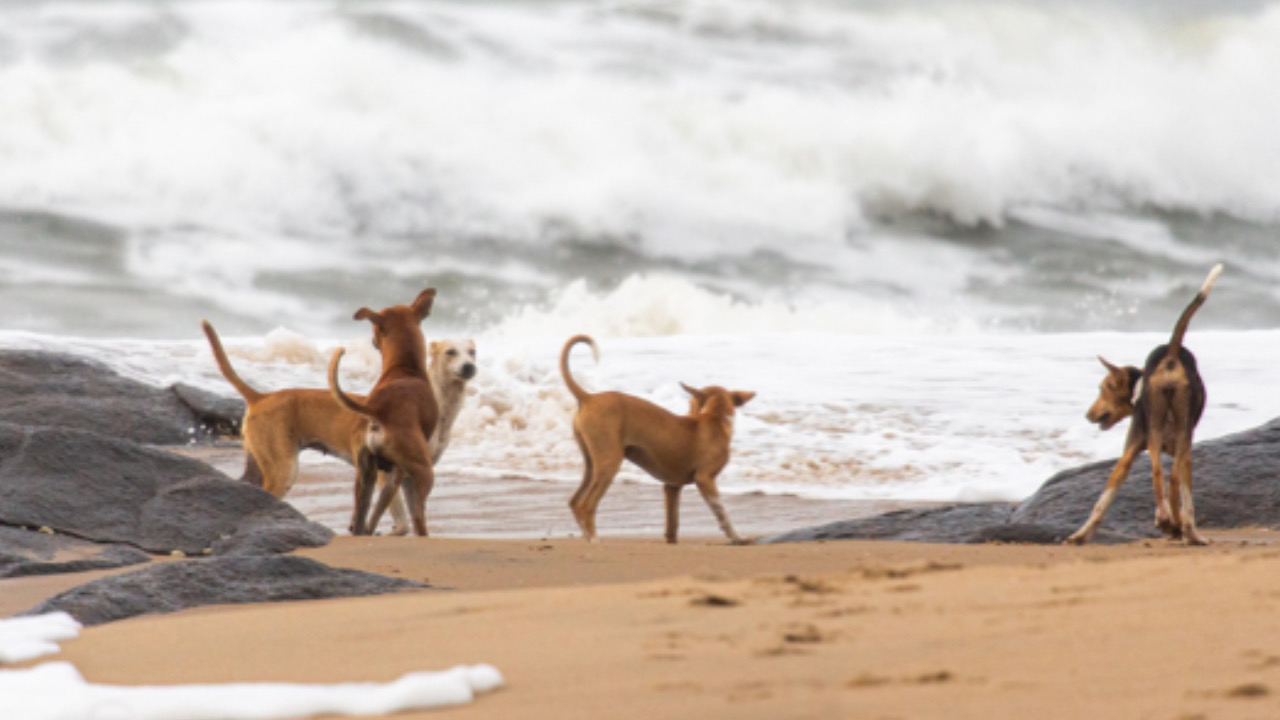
[
  {"xmin": 694, "ymin": 472, "xmax": 748, "ymax": 545},
  {"xmin": 366, "ymin": 469, "xmax": 404, "ymax": 535},
  {"xmin": 1172, "ymin": 438, "xmax": 1208, "ymax": 546},
  {"xmin": 399, "ymin": 457, "xmax": 435, "ymax": 537},
  {"xmin": 663, "ymin": 483, "xmax": 682, "ymax": 544},
  {"xmin": 569, "ymin": 430, "xmax": 593, "ymax": 517},
  {"xmin": 350, "ymin": 450, "xmax": 380, "ymax": 535},
  {"xmin": 1066, "ymin": 440, "xmax": 1144, "ymax": 545},
  {"xmin": 573, "ymin": 446, "xmax": 622, "ymax": 542}
]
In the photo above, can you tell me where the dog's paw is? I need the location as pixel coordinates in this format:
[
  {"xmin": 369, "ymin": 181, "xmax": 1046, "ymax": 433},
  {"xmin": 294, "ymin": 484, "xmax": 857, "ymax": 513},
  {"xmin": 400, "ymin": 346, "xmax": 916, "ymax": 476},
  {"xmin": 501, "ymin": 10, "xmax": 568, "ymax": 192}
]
[
  {"xmin": 730, "ymin": 537, "xmax": 756, "ymax": 546},
  {"xmin": 1063, "ymin": 531, "xmax": 1091, "ymax": 546}
]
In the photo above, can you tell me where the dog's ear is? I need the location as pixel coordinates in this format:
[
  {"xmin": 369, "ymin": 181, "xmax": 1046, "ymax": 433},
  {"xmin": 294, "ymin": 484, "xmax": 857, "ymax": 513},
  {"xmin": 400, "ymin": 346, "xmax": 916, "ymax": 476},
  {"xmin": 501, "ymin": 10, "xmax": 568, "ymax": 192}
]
[
  {"xmin": 730, "ymin": 391, "xmax": 756, "ymax": 407},
  {"xmin": 1098, "ymin": 356, "xmax": 1121, "ymax": 374},
  {"xmin": 353, "ymin": 307, "xmax": 380, "ymax": 324},
  {"xmin": 429, "ymin": 340, "xmax": 442, "ymax": 355},
  {"xmin": 411, "ymin": 288, "xmax": 437, "ymax": 321},
  {"xmin": 679, "ymin": 382, "xmax": 704, "ymax": 401}
]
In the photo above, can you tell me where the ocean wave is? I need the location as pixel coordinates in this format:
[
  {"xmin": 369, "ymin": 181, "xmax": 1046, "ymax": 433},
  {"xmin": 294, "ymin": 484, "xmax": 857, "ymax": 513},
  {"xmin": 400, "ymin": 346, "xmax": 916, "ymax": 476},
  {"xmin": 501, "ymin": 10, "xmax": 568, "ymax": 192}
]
[{"xmin": 2, "ymin": 0, "xmax": 1279, "ymax": 250}]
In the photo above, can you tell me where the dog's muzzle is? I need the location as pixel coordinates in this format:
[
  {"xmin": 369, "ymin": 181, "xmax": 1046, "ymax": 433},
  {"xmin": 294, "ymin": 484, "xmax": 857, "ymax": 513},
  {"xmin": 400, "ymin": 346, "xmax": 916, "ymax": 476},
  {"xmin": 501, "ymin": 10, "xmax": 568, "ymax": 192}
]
[{"xmin": 459, "ymin": 363, "xmax": 477, "ymax": 380}]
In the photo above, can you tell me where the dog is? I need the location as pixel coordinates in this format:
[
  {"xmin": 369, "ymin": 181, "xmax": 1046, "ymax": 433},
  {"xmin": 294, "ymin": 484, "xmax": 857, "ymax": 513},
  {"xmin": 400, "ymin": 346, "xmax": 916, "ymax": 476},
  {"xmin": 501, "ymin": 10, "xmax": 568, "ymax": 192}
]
[
  {"xmin": 560, "ymin": 334, "xmax": 755, "ymax": 545},
  {"xmin": 1066, "ymin": 263, "xmax": 1223, "ymax": 546},
  {"xmin": 203, "ymin": 321, "xmax": 477, "ymax": 535},
  {"xmin": 328, "ymin": 289, "xmax": 439, "ymax": 536}
]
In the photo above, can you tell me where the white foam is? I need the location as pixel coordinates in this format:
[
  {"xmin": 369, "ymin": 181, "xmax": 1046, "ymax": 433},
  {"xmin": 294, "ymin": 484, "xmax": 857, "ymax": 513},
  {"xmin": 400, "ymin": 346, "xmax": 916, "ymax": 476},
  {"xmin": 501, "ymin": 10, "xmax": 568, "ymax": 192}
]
[
  {"xmin": 0, "ymin": 614, "xmax": 502, "ymax": 720},
  {"xmin": 2, "ymin": 0, "xmax": 1279, "ymax": 259}
]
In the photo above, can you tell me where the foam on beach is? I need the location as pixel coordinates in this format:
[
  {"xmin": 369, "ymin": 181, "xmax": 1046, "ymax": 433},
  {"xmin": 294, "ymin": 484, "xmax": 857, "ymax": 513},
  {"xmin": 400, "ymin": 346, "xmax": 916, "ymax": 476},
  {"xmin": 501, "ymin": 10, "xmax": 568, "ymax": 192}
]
[{"xmin": 0, "ymin": 614, "xmax": 503, "ymax": 720}]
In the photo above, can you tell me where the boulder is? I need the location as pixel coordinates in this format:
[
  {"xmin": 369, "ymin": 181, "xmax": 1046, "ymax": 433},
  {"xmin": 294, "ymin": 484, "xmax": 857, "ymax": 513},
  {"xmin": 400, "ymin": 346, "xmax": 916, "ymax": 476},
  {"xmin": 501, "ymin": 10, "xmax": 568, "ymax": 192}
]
[
  {"xmin": 0, "ymin": 350, "xmax": 242, "ymax": 445},
  {"xmin": 0, "ymin": 423, "xmax": 331, "ymax": 556},
  {"xmin": 764, "ymin": 418, "xmax": 1280, "ymax": 545},
  {"xmin": 0, "ymin": 526, "xmax": 149, "ymax": 578},
  {"xmin": 24, "ymin": 555, "xmax": 425, "ymax": 626}
]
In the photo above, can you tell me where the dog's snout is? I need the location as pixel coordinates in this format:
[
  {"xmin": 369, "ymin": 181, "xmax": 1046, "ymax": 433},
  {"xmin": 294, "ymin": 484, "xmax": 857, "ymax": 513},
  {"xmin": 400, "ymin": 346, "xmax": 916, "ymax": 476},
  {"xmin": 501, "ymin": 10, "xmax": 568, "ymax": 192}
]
[{"xmin": 459, "ymin": 363, "xmax": 477, "ymax": 380}]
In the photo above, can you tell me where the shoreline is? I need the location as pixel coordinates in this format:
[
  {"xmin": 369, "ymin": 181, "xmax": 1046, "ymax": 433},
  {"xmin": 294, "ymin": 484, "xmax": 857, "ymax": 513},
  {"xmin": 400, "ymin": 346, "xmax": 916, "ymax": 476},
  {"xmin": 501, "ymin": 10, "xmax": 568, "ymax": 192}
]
[{"xmin": 9, "ymin": 532, "xmax": 1280, "ymax": 720}]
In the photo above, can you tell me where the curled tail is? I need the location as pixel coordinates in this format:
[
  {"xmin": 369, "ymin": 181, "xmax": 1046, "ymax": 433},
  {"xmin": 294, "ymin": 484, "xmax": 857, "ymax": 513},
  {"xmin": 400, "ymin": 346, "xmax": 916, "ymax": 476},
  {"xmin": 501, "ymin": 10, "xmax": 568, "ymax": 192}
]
[
  {"xmin": 1165, "ymin": 263, "xmax": 1223, "ymax": 361},
  {"xmin": 328, "ymin": 348, "xmax": 373, "ymax": 417},
  {"xmin": 201, "ymin": 320, "xmax": 263, "ymax": 404},
  {"xmin": 560, "ymin": 334, "xmax": 600, "ymax": 405}
]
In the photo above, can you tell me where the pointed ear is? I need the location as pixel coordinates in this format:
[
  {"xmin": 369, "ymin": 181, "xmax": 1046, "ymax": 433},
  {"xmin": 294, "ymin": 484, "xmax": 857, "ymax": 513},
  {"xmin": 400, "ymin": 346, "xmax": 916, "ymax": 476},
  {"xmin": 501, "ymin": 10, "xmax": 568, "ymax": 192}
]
[
  {"xmin": 679, "ymin": 382, "xmax": 704, "ymax": 401},
  {"xmin": 412, "ymin": 288, "xmax": 437, "ymax": 321},
  {"xmin": 1097, "ymin": 355, "xmax": 1121, "ymax": 374},
  {"xmin": 353, "ymin": 307, "xmax": 379, "ymax": 323},
  {"xmin": 429, "ymin": 340, "xmax": 442, "ymax": 354},
  {"xmin": 731, "ymin": 391, "xmax": 756, "ymax": 407}
]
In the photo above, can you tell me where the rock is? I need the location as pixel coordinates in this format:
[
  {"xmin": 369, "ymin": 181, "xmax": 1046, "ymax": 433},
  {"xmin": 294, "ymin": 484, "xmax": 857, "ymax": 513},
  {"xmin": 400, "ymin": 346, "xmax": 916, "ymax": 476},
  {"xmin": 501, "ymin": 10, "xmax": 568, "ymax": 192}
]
[
  {"xmin": 764, "ymin": 417, "xmax": 1280, "ymax": 546},
  {"xmin": 762, "ymin": 503, "xmax": 1015, "ymax": 544},
  {"xmin": 0, "ymin": 423, "xmax": 332, "ymax": 556},
  {"xmin": 0, "ymin": 526, "xmax": 150, "ymax": 578},
  {"xmin": 171, "ymin": 382, "xmax": 245, "ymax": 438},
  {"xmin": 0, "ymin": 350, "xmax": 241, "ymax": 445},
  {"xmin": 24, "ymin": 555, "xmax": 425, "ymax": 626},
  {"xmin": 1010, "ymin": 418, "xmax": 1280, "ymax": 537}
]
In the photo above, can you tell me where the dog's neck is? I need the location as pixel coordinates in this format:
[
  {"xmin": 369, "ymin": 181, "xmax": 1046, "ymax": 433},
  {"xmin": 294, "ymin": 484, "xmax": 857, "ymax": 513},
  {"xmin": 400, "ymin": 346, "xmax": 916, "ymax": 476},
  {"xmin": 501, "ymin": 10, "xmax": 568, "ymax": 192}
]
[
  {"xmin": 378, "ymin": 332, "xmax": 429, "ymax": 383},
  {"xmin": 430, "ymin": 370, "xmax": 468, "ymax": 431}
]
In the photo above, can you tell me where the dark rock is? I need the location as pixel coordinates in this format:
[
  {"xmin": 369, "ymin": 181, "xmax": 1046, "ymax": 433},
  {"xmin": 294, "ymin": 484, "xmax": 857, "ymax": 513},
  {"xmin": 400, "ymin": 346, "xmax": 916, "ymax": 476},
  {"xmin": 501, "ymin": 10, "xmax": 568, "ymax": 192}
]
[
  {"xmin": 171, "ymin": 382, "xmax": 245, "ymax": 438},
  {"xmin": 764, "ymin": 418, "xmax": 1280, "ymax": 546},
  {"xmin": 761, "ymin": 503, "xmax": 1015, "ymax": 544},
  {"xmin": 1011, "ymin": 418, "xmax": 1280, "ymax": 537},
  {"xmin": 24, "ymin": 555, "xmax": 425, "ymax": 626},
  {"xmin": 0, "ymin": 423, "xmax": 332, "ymax": 556},
  {"xmin": 0, "ymin": 350, "xmax": 241, "ymax": 445},
  {"xmin": 0, "ymin": 526, "xmax": 150, "ymax": 578}
]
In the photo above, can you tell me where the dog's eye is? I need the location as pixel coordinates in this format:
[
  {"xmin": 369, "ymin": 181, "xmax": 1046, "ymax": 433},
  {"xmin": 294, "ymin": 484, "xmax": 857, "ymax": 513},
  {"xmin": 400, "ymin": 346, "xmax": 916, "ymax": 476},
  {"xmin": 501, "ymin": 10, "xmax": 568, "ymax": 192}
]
[{"xmin": 446, "ymin": 349, "xmax": 458, "ymax": 357}]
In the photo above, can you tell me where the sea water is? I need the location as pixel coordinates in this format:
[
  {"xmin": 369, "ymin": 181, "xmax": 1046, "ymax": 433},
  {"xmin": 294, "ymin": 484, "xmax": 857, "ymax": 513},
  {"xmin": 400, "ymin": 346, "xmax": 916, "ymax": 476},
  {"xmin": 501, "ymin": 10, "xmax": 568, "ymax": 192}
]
[{"xmin": 1, "ymin": 0, "xmax": 1278, "ymax": 508}]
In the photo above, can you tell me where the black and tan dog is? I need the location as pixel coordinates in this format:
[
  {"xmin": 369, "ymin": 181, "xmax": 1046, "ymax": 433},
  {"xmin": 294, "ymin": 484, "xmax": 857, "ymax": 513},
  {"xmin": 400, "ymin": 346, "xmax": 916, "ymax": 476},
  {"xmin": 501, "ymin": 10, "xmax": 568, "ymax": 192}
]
[
  {"xmin": 328, "ymin": 289, "xmax": 439, "ymax": 536},
  {"xmin": 1067, "ymin": 263, "xmax": 1223, "ymax": 546},
  {"xmin": 560, "ymin": 334, "xmax": 755, "ymax": 545}
]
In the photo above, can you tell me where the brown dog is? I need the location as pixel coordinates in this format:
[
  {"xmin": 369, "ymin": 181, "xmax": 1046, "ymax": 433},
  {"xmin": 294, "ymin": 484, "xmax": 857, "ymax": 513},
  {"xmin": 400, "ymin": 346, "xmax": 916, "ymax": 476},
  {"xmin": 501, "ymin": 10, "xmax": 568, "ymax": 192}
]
[
  {"xmin": 202, "ymin": 320, "xmax": 367, "ymax": 498},
  {"xmin": 203, "ymin": 323, "xmax": 478, "ymax": 534},
  {"xmin": 560, "ymin": 334, "xmax": 755, "ymax": 544},
  {"xmin": 1066, "ymin": 263, "xmax": 1222, "ymax": 546},
  {"xmin": 328, "ymin": 289, "xmax": 439, "ymax": 536}
]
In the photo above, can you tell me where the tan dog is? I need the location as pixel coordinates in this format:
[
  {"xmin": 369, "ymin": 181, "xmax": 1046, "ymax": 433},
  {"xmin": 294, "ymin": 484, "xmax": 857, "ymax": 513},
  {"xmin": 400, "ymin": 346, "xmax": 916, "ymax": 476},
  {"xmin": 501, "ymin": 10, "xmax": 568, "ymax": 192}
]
[
  {"xmin": 203, "ymin": 321, "xmax": 477, "ymax": 535},
  {"xmin": 1067, "ymin": 263, "xmax": 1222, "ymax": 546},
  {"xmin": 328, "ymin": 288, "xmax": 439, "ymax": 536},
  {"xmin": 202, "ymin": 320, "xmax": 367, "ymax": 498},
  {"xmin": 560, "ymin": 334, "xmax": 755, "ymax": 544}
]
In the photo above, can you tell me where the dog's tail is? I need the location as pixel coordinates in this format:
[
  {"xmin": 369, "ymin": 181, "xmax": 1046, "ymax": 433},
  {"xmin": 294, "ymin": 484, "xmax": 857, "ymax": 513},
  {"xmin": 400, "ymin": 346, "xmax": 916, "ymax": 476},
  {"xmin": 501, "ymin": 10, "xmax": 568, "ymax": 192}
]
[
  {"xmin": 328, "ymin": 348, "xmax": 374, "ymax": 417},
  {"xmin": 1164, "ymin": 263, "xmax": 1223, "ymax": 361},
  {"xmin": 201, "ymin": 320, "xmax": 263, "ymax": 405},
  {"xmin": 560, "ymin": 334, "xmax": 599, "ymax": 405}
]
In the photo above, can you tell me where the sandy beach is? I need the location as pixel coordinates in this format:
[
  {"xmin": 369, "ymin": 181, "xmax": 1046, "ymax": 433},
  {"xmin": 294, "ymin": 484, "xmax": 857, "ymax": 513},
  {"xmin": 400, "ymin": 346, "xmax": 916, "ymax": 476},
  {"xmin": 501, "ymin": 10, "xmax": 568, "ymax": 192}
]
[{"xmin": 8, "ymin": 495, "xmax": 1280, "ymax": 720}]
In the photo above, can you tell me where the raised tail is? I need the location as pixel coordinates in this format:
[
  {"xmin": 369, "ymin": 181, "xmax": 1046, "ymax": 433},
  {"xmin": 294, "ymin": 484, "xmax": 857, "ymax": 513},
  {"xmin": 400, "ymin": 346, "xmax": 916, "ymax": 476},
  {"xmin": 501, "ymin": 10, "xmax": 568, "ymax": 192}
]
[
  {"xmin": 201, "ymin": 320, "xmax": 263, "ymax": 405},
  {"xmin": 560, "ymin": 334, "xmax": 600, "ymax": 405},
  {"xmin": 328, "ymin": 348, "xmax": 374, "ymax": 417},
  {"xmin": 1165, "ymin": 263, "xmax": 1223, "ymax": 360}
]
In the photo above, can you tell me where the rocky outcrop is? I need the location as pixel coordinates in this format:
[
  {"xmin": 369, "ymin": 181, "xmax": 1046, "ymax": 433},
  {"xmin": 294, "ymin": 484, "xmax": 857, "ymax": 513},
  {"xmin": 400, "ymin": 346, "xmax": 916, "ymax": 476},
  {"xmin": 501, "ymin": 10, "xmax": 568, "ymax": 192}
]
[
  {"xmin": 0, "ymin": 424, "xmax": 331, "ymax": 556},
  {"xmin": 0, "ymin": 526, "xmax": 149, "ymax": 578},
  {"xmin": 0, "ymin": 350, "xmax": 243, "ymax": 445},
  {"xmin": 24, "ymin": 555, "xmax": 426, "ymax": 626},
  {"xmin": 764, "ymin": 418, "xmax": 1280, "ymax": 545}
]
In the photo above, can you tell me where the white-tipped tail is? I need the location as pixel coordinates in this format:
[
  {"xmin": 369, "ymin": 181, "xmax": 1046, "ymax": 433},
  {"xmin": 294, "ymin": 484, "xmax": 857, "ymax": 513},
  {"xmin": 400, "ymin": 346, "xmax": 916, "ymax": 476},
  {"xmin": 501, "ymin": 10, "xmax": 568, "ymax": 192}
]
[{"xmin": 1201, "ymin": 263, "xmax": 1224, "ymax": 295}]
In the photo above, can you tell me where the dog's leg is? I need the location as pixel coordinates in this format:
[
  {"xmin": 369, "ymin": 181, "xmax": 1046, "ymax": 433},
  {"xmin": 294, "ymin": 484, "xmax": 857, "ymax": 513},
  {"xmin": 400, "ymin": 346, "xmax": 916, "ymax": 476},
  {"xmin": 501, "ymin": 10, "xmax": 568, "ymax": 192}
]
[
  {"xmin": 350, "ymin": 450, "xmax": 380, "ymax": 535},
  {"xmin": 399, "ymin": 458, "xmax": 435, "ymax": 537},
  {"xmin": 1147, "ymin": 431, "xmax": 1179, "ymax": 539},
  {"xmin": 240, "ymin": 453, "xmax": 265, "ymax": 488},
  {"xmin": 663, "ymin": 483, "xmax": 682, "ymax": 544},
  {"xmin": 1172, "ymin": 436, "xmax": 1208, "ymax": 546},
  {"xmin": 1066, "ymin": 440, "xmax": 1143, "ymax": 545},
  {"xmin": 387, "ymin": 484, "xmax": 410, "ymax": 537},
  {"xmin": 573, "ymin": 445, "xmax": 622, "ymax": 542},
  {"xmin": 693, "ymin": 473, "xmax": 749, "ymax": 545},
  {"xmin": 569, "ymin": 430, "xmax": 593, "ymax": 519},
  {"xmin": 366, "ymin": 469, "xmax": 403, "ymax": 535}
]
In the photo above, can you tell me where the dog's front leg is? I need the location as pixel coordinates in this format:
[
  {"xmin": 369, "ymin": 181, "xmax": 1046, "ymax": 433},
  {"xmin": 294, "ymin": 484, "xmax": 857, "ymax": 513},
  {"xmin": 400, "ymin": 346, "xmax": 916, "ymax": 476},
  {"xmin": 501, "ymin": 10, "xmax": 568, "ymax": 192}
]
[
  {"xmin": 694, "ymin": 474, "xmax": 750, "ymax": 545},
  {"xmin": 1066, "ymin": 440, "xmax": 1143, "ymax": 545}
]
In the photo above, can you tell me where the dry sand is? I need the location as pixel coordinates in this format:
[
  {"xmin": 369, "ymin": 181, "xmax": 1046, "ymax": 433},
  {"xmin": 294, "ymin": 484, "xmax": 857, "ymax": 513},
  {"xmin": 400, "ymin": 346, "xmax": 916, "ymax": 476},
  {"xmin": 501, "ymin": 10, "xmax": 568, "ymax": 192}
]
[
  {"xmin": 9, "ymin": 529, "xmax": 1280, "ymax": 719},
  {"xmin": 7, "ymin": 449, "xmax": 1280, "ymax": 718}
]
